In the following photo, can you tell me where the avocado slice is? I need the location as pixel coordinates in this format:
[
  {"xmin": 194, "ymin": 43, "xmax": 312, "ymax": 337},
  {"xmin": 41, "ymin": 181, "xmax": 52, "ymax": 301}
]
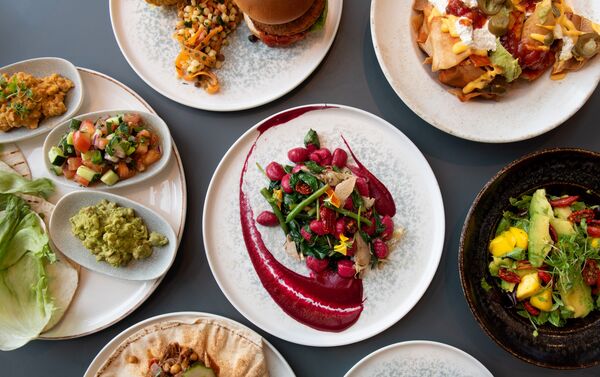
[
  {"xmin": 183, "ymin": 364, "xmax": 216, "ymax": 377},
  {"xmin": 549, "ymin": 217, "xmax": 576, "ymax": 237},
  {"xmin": 554, "ymin": 206, "xmax": 572, "ymax": 220},
  {"xmin": 528, "ymin": 213, "xmax": 553, "ymax": 267},
  {"xmin": 559, "ymin": 274, "xmax": 594, "ymax": 318},
  {"xmin": 529, "ymin": 189, "xmax": 553, "ymax": 217}
]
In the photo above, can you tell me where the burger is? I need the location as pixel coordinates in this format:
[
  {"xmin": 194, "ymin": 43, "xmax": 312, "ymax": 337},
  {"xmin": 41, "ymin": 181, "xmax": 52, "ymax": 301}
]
[{"xmin": 235, "ymin": 0, "xmax": 327, "ymax": 47}]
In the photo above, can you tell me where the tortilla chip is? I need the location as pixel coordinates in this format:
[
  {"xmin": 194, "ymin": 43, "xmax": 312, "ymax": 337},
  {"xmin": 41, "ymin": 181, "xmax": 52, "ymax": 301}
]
[
  {"xmin": 428, "ymin": 17, "xmax": 471, "ymax": 71},
  {"xmin": 553, "ymin": 14, "xmax": 598, "ymax": 75},
  {"xmin": 95, "ymin": 319, "xmax": 269, "ymax": 377},
  {"xmin": 0, "ymin": 144, "xmax": 31, "ymax": 179},
  {"xmin": 438, "ymin": 61, "xmax": 487, "ymax": 88}
]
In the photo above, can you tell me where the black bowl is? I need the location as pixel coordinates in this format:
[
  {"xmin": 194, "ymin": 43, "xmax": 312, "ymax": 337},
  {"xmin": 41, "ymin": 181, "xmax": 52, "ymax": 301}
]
[{"xmin": 459, "ymin": 148, "xmax": 600, "ymax": 369}]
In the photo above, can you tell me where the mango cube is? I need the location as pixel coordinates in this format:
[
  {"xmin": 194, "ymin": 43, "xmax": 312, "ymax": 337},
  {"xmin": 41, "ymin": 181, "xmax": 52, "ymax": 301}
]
[
  {"xmin": 530, "ymin": 288, "xmax": 553, "ymax": 312},
  {"xmin": 509, "ymin": 227, "xmax": 528, "ymax": 250},
  {"xmin": 516, "ymin": 272, "xmax": 542, "ymax": 300}
]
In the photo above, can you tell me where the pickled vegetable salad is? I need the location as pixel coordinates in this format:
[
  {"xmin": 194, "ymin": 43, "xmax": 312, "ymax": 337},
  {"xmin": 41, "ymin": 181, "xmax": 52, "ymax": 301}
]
[
  {"xmin": 48, "ymin": 113, "xmax": 162, "ymax": 187},
  {"xmin": 413, "ymin": 0, "xmax": 600, "ymax": 101},
  {"xmin": 487, "ymin": 188, "xmax": 600, "ymax": 335},
  {"xmin": 256, "ymin": 129, "xmax": 403, "ymax": 279}
]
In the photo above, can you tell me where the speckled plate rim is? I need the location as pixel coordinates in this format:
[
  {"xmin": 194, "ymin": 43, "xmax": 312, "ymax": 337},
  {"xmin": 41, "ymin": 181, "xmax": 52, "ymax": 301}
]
[
  {"xmin": 343, "ymin": 340, "xmax": 493, "ymax": 377},
  {"xmin": 83, "ymin": 311, "xmax": 296, "ymax": 377},
  {"xmin": 37, "ymin": 67, "xmax": 188, "ymax": 340},
  {"xmin": 370, "ymin": 0, "xmax": 600, "ymax": 144},
  {"xmin": 108, "ymin": 0, "xmax": 343, "ymax": 112},
  {"xmin": 203, "ymin": 104, "xmax": 445, "ymax": 347},
  {"xmin": 0, "ymin": 57, "xmax": 84, "ymax": 144},
  {"xmin": 458, "ymin": 147, "xmax": 600, "ymax": 369}
]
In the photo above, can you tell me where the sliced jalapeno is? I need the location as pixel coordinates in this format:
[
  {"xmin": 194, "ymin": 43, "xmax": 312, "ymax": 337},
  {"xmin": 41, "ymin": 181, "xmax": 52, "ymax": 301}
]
[
  {"xmin": 478, "ymin": 0, "xmax": 506, "ymax": 16},
  {"xmin": 488, "ymin": 10, "xmax": 510, "ymax": 36},
  {"xmin": 573, "ymin": 33, "xmax": 600, "ymax": 59}
]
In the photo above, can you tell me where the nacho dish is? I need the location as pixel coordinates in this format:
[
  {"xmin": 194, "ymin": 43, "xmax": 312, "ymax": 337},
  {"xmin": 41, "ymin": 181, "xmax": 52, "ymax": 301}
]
[
  {"xmin": 413, "ymin": 0, "xmax": 600, "ymax": 101},
  {"xmin": 0, "ymin": 72, "xmax": 73, "ymax": 131},
  {"xmin": 94, "ymin": 318, "xmax": 269, "ymax": 377}
]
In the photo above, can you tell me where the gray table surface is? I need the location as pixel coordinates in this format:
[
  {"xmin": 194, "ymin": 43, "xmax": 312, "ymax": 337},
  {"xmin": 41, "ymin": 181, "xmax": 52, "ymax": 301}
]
[{"xmin": 2, "ymin": 0, "xmax": 600, "ymax": 376}]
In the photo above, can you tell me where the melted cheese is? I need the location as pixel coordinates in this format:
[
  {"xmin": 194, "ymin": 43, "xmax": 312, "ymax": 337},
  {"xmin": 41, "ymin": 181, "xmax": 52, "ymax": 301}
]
[{"xmin": 463, "ymin": 66, "xmax": 503, "ymax": 94}]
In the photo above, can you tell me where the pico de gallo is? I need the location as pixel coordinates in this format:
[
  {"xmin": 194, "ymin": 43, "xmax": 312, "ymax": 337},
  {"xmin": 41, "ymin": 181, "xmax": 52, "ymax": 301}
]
[
  {"xmin": 47, "ymin": 113, "xmax": 162, "ymax": 187},
  {"xmin": 256, "ymin": 129, "xmax": 404, "ymax": 279},
  {"xmin": 486, "ymin": 188, "xmax": 600, "ymax": 335}
]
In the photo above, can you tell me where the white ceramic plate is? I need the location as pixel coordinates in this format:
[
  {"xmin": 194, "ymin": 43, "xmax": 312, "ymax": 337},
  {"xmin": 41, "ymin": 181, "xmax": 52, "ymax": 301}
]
[
  {"xmin": 42, "ymin": 109, "xmax": 172, "ymax": 190},
  {"xmin": 109, "ymin": 0, "xmax": 342, "ymax": 111},
  {"xmin": 12, "ymin": 68, "xmax": 187, "ymax": 339},
  {"xmin": 0, "ymin": 57, "xmax": 83, "ymax": 144},
  {"xmin": 203, "ymin": 104, "xmax": 445, "ymax": 346},
  {"xmin": 84, "ymin": 312, "xmax": 296, "ymax": 377},
  {"xmin": 344, "ymin": 341, "xmax": 493, "ymax": 377},
  {"xmin": 50, "ymin": 191, "xmax": 177, "ymax": 281},
  {"xmin": 370, "ymin": 0, "xmax": 600, "ymax": 143}
]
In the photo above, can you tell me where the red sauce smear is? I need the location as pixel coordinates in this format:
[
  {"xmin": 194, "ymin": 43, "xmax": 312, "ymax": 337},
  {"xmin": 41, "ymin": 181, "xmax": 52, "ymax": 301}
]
[
  {"xmin": 342, "ymin": 136, "xmax": 397, "ymax": 217},
  {"xmin": 240, "ymin": 105, "xmax": 364, "ymax": 332},
  {"xmin": 446, "ymin": 0, "xmax": 487, "ymax": 29}
]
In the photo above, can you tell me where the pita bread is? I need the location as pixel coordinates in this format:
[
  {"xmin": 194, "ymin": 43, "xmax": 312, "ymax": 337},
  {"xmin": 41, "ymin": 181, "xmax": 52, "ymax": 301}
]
[
  {"xmin": 0, "ymin": 146, "xmax": 79, "ymax": 333},
  {"xmin": 96, "ymin": 318, "xmax": 270, "ymax": 377},
  {"xmin": 0, "ymin": 144, "xmax": 31, "ymax": 179}
]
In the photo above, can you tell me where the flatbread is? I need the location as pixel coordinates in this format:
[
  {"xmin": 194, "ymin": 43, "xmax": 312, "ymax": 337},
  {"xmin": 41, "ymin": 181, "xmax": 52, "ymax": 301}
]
[
  {"xmin": 0, "ymin": 146, "xmax": 79, "ymax": 333},
  {"xmin": 0, "ymin": 144, "xmax": 31, "ymax": 179},
  {"xmin": 96, "ymin": 318, "xmax": 270, "ymax": 377}
]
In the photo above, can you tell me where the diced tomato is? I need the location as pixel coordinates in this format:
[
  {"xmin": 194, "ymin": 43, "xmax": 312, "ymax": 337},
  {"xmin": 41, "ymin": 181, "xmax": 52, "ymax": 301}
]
[
  {"xmin": 73, "ymin": 131, "xmax": 92, "ymax": 153},
  {"xmin": 95, "ymin": 137, "xmax": 108, "ymax": 150},
  {"xmin": 117, "ymin": 162, "xmax": 135, "ymax": 179},
  {"xmin": 73, "ymin": 175, "xmax": 90, "ymax": 187},
  {"xmin": 142, "ymin": 148, "xmax": 161, "ymax": 166},
  {"xmin": 67, "ymin": 157, "xmax": 83, "ymax": 171},
  {"xmin": 82, "ymin": 160, "xmax": 103, "ymax": 173},
  {"xmin": 62, "ymin": 166, "xmax": 76, "ymax": 179},
  {"xmin": 79, "ymin": 120, "xmax": 95, "ymax": 135}
]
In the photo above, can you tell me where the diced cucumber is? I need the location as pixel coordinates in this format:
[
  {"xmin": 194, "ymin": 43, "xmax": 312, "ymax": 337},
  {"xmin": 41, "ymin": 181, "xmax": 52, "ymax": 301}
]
[
  {"xmin": 127, "ymin": 145, "xmax": 136, "ymax": 155},
  {"xmin": 106, "ymin": 116, "xmax": 120, "ymax": 126},
  {"xmin": 83, "ymin": 150, "xmax": 103, "ymax": 164},
  {"xmin": 100, "ymin": 170, "xmax": 119, "ymax": 186},
  {"xmin": 66, "ymin": 131, "xmax": 75, "ymax": 145},
  {"xmin": 48, "ymin": 146, "xmax": 66, "ymax": 166},
  {"xmin": 182, "ymin": 364, "xmax": 216, "ymax": 377},
  {"xmin": 69, "ymin": 119, "xmax": 82, "ymax": 130},
  {"xmin": 76, "ymin": 166, "xmax": 99, "ymax": 182},
  {"xmin": 51, "ymin": 165, "xmax": 63, "ymax": 176}
]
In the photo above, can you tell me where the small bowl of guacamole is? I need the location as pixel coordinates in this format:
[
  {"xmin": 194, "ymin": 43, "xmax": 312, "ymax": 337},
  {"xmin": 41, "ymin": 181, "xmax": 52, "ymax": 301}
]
[{"xmin": 50, "ymin": 191, "xmax": 177, "ymax": 281}]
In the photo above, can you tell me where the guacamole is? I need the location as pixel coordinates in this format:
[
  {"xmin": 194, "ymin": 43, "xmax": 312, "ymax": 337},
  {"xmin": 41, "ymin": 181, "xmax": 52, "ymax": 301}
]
[{"xmin": 70, "ymin": 199, "xmax": 168, "ymax": 267}]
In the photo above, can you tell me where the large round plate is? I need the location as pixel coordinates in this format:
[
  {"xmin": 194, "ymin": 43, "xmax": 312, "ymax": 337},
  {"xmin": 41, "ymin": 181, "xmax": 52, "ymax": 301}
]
[
  {"xmin": 109, "ymin": 0, "xmax": 342, "ymax": 111},
  {"xmin": 370, "ymin": 0, "xmax": 600, "ymax": 143},
  {"xmin": 15, "ymin": 68, "xmax": 187, "ymax": 339},
  {"xmin": 203, "ymin": 104, "xmax": 445, "ymax": 346},
  {"xmin": 84, "ymin": 312, "xmax": 296, "ymax": 377},
  {"xmin": 343, "ymin": 341, "xmax": 492, "ymax": 377}
]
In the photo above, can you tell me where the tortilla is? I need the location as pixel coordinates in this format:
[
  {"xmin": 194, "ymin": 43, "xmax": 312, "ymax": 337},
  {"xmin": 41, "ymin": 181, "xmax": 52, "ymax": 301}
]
[
  {"xmin": 95, "ymin": 318, "xmax": 270, "ymax": 377},
  {"xmin": 428, "ymin": 17, "xmax": 471, "ymax": 71}
]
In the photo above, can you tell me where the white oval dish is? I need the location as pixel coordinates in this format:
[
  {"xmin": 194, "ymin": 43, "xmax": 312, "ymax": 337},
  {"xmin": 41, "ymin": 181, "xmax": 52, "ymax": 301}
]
[
  {"xmin": 42, "ymin": 109, "xmax": 172, "ymax": 189},
  {"xmin": 203, "ymin": 104, "xmax": 445, "ymax": 346},
  {"xmin": 344, "ymin": 341, "xmax": 493, "ymax": 377},
  {"xmin": 109, "ymin": 0, "xmax": 343, "ymax": 111},
  {"xmin": 370, "ymin": 0, "xmax": 600, "ymax": 143},
  {"xmin": 0, "ymin": 57, "xmax": 83, "ymax": 144},
  {"xmin": 49, "ymin": 190, "xmax": 177, "ymax": 281},
  {"xmin": 84, "ymin": 312, "xmax": 296, "ymax": 377}
]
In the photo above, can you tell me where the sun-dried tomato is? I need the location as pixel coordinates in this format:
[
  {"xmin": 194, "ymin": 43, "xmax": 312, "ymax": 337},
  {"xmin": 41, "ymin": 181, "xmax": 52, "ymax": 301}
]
[
  {"xmin": 524, "ymin": 301, "xmax": 540, "ymax": 316},
  {"xmin": 569, "ymin": 209, "xmax": 596, "ymax": 224},
  {"xmin": 294, "ymin": 181, "xmax": 312, "ymax": 195},
  {"xmin": 499, "ymin": 268, "xmax": 521, "ymax": 284},
  {"xmin": 538, "ymin": 270, "xmax": 552, "ymax": 285},
  {"xmin": 549, "ymin": 195, "xmax": 580, "ymax": 208},
  {"xmin": 549, "ymin": 223, "xmax": 558, "ymax": 243},
  {"xmin": 582, "ymin": 259, "xmax": 600, "ymax": 286},
  {"xmin": 587, "ymin": 225, "xmax": 600, "ymax": 238}
]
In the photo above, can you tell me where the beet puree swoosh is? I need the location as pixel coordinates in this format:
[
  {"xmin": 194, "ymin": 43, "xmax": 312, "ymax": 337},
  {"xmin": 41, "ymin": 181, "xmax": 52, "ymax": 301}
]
[
  {"xmin": 239, "ymin": 106, "xmax": 363, "ymax": 332},
  {"xmin": 342, "ymin": 135, "xmax": 396, "ymax": 217}
]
